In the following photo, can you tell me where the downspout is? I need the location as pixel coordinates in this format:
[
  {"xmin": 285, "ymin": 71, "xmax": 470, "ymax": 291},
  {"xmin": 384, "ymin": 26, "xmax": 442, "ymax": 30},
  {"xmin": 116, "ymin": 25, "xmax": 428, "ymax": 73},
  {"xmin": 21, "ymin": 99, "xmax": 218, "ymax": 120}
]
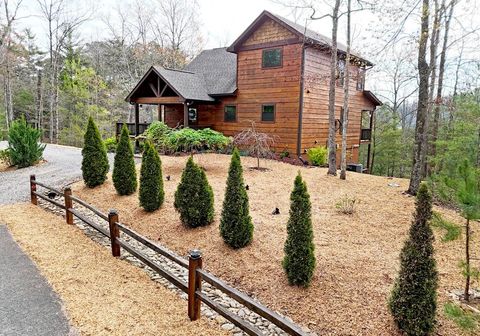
[{"xmin": 296, "ymin": 45, "xmax": 306, "ymax": 157}]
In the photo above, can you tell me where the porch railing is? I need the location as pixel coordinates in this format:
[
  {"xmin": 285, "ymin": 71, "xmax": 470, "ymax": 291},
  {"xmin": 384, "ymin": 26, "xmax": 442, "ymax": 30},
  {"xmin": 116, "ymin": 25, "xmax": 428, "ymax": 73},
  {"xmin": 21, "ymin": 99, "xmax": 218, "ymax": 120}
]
[{"xmin": 116, "ymin": 122, "xmax": 151, "ymax": 137}]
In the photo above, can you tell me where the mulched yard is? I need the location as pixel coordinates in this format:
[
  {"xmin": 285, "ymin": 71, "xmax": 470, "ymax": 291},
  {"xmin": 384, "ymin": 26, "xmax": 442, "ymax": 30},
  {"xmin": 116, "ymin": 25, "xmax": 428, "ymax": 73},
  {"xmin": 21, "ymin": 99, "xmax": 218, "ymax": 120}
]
[
  {"xmin": 0, "ymin": 203, "xmax": 227, "ymax": 336},
  {"xmin": 71, "ymin": 153, "xmax": 476, "ymax": 336}
]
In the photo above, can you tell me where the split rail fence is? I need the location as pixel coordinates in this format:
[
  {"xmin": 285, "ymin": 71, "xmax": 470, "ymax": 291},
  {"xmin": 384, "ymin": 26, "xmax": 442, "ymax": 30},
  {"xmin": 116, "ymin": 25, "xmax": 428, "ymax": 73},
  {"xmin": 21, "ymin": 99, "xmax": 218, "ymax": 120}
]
[{"xmin": 29, "ymin": 175, "xmax": 308, "ymax": 336}]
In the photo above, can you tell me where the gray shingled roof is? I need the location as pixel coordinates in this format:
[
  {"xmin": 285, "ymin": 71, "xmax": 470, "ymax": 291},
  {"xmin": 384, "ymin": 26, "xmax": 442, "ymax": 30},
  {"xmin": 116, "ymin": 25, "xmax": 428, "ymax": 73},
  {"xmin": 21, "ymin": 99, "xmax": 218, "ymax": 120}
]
[
  {"xmin": 185, "ymin": 48, "xmax": 237, "ymax": 95},
  {"xmin": 153, "ymin": 66, "xmax": 214, "ymax": 102}
]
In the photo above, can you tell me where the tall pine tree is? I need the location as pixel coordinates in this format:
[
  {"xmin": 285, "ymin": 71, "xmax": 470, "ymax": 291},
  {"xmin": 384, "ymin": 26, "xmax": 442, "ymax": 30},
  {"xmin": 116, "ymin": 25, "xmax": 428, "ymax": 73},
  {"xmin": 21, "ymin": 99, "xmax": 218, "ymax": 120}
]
[
  {"xmin": 113, "ymin": 124, "xmax": 137, "ymax": 195},
  {"xmin": 389, "ymin": 183, "xmax": 438, "ymax": 335},
  {"xmin": 174, "ymin": 156, "xmax": 214, "ymax": 227},
  {"xmin": 220, "ymin": 148, "xmax": 253, "ymax": 248},
  {"xmin": 81, "ymin": 117, "xmax": 109, "ymax": 188},
  {"xmin": 139, "ymin": 142, "xmax": 164, "ymax": 211},
  {"xmin": 283, "ymin": 173, "xmax": 316, "ymax": 287}
]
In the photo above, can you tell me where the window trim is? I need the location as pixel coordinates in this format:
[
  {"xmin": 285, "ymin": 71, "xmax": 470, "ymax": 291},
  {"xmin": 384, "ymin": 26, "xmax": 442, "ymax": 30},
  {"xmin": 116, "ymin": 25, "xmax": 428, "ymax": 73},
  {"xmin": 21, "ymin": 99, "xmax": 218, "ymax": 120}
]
[
  {"xmin": 261, "ymin": 103, "xmax": 276, "ymax": 123},
  {"xmin": 224, "ymin": 104, "xmax": 237, "ymax": 123},
  {"xmin": 261, "ymin": 47, "xmax": 283, "ymax": 69}
]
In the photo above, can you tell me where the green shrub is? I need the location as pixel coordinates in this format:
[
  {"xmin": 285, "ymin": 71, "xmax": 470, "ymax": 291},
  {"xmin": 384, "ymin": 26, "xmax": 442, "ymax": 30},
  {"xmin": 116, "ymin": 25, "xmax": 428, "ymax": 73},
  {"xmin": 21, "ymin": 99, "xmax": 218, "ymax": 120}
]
[
  {"xmin": 7, "ymin": 117, "xmax": 45, "ymax": 168},
  {"xmin": 104, "ymin": 136, "xmax": 117, "ymax": 153},
  {"xmin": 174, "ymin": 156, "xmax": 214, "ymax": 227},
  {"xmin": 144, "ymin": 122, "xmax": 231, "ymax": 153},
  {"xmin": 307, "ymin": 146, "xmax": 328, "ymax": 166},
  {"xmin": 283, "ymin": 173, "xmax": 316, "ymax": 287},
  {"xmin": 430, "ymin": 211, "xmax": 461, "ymax": 242},
  {"xmin": 113, "ymin": 124, "xmax": 137, "ymax": 195},
  {"xmin": 0, "ymin": 148, "xmax": 11, "ymax": 166},
  {"xmin": 82, "ymin": 117, "xmax": 109, "ymax": 188},
  {"xmin": 389, "ymin": 183, "xmax": 438, "ymax": 336},
  {"xmin": 220, "ymin": 148, "xmax": 253, "ymax": 248},
  {"xmin": 280, "ymin": 149, "xmax": 290, "ymax": 159},
  {"xmin": 139, "ymin": 142, "xmax": 164, "ymax": 211}
]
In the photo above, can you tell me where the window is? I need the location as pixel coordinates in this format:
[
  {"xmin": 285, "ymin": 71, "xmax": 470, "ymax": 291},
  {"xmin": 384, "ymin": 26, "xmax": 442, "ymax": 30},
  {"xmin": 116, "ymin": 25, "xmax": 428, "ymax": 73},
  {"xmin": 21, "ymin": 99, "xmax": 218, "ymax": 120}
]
[
  {"xmin": 337, "ymin": 59, "xmax": 346, "ymax": 86},
  {"xmin": 224, "ymin": 105, "xmax": 237, "ymax": 122},
  {"xmin": 357, "ymin": 67, "xmax": 366, "ymax": 91},
  {"xmin": 262, "ymin": 48, "xmax": 282, "ymax": 68},
  {"xmin": 361, "ymin": 110, "xmax": 371, "ymax": 129},
  {"xmin": 261, "ymin": 104, "xmax": 275, "ymax": 122}
]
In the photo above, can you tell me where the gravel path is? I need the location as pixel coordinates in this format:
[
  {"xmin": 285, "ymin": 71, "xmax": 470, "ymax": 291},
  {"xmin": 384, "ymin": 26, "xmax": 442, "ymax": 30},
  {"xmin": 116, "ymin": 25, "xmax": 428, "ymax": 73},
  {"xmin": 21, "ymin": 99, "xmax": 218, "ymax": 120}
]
[
  {"xmin": 0, "ymin": 141, "xmax": 115, "ymax": 205},
  {"xmin": 0, "ymin": 224, "xmax": 73, "ymax": 336}
]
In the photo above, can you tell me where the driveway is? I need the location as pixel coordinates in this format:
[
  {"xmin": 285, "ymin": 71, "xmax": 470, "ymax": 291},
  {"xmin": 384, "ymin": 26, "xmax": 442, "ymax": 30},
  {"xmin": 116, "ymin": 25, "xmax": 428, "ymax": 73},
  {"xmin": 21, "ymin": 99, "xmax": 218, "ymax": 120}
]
[{"xmin": 0, "ymin": 141, "xmax": 115, "ymax": 205}]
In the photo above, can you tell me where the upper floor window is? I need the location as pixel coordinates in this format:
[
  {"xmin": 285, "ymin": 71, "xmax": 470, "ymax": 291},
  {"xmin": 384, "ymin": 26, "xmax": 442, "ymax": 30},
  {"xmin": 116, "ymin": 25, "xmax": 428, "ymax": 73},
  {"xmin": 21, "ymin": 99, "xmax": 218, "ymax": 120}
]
[
  {"xmin": 337, "ymin": 59, "xmax": 346, "ymax": 86},
  {"xmin": 357, "ymin": 67, "xmax": 366, "ymax": 91},
  {"xmin": 262, "ymin": 48, "xmax": 282, "ymax": 68},
  {"xmin": 224, "ymin": 105, "xmax": 237, "ymax": 122},
  {"xmin": 261, "ymin": 104, "xmax": 275, "ymax": 122}
]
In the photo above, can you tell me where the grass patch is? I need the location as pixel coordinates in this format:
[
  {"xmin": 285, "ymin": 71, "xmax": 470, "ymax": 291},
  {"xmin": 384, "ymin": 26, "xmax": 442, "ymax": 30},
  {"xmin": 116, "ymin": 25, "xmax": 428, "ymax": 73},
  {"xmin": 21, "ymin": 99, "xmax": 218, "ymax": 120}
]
[
  {"xmin": 444, "ymin": 302, "xmax": 480, "ymax": 332},
  {"xmin": 431, "ymin": 211, "xmax": 461, "ymax": 242}
]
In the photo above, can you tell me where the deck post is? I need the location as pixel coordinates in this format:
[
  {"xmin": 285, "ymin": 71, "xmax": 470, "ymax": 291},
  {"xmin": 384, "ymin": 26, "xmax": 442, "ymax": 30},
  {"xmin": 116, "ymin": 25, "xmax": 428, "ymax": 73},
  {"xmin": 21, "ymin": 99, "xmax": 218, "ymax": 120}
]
[
  {"xmin": 108, "ymin": 209, "xmax": 120, "ymax": 257},
  {"xmin": 64, "ymin": 187, "xmax": 73, "ymax": 224},
  {"xmin": 183, "ymin": 102, "xmax": 189, "ymax": 128},
  {"xmin": 30, "ymin": 174, "xmax": 37, "ymax": 205},
  {"xmin": 188, "ymin": 249, "xmax": 202, "ymax": 321},
  {"xmin": 134, "ymin": 103, "xmax": 140, "ymax": 151}
]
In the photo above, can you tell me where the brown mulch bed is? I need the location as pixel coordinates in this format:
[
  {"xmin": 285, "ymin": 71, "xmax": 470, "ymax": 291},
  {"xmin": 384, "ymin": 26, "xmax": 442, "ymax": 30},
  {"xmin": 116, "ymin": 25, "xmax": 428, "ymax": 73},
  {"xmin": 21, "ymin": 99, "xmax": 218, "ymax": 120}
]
[
  {"xmin": 71, "ymin": 153, "xmax": 476, "ymax": 336},
  {"xmin": 0, "ymin": 203, "xmax": 227, "ymax": 336}
]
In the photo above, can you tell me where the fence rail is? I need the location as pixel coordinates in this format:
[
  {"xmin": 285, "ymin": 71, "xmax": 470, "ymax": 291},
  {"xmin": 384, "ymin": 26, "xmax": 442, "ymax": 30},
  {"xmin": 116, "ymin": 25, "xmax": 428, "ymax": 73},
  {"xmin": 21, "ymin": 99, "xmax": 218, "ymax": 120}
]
[{"xmin": 29, "ymin": 175, "xmax": 308, "ymax": 336}]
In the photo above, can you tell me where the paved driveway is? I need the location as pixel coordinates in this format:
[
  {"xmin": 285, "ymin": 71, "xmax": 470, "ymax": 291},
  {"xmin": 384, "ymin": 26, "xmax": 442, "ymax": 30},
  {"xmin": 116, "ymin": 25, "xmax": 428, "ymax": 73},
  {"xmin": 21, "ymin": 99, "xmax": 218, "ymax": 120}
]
[{"xmin": 0, "ymin": 141, "xmax": 115, "ymax": 205}]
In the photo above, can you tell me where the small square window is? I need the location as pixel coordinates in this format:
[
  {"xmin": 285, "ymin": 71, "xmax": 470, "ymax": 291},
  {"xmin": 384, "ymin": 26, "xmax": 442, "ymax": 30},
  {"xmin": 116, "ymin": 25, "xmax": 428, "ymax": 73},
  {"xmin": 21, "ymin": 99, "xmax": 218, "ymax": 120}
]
[
  {"xmin": 224, "ymin": 105, "xmax": 236, "ymax": 122},
  {"xmin": 262, "ymin": 104, "xmax": 275, "ymax": 122},
  {"xmin": 262, "ymin": 48, "xmax": 282, "ymax": 68}
]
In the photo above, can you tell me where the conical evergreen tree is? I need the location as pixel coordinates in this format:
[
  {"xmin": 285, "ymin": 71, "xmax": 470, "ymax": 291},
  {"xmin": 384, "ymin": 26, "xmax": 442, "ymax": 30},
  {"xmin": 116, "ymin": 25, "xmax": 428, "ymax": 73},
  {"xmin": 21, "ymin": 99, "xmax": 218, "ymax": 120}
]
[
  {"xmin": 283, "ymin": 173, "xmax": 316, "ymax": 287},
  {"xmin": 174, "ymin": 156, "xmax": 214, "ymax": 227},
  {"xmin": 113, "ymin": 124, "xmax": 137, "ymax": 195},
  {"xmin": 81, "ymin": 117, "xmax": 109, "ymax": 188},
  {"xmin": 389, "ymin": 182, "xmax": 438, "ymax": 336},
  {"xmin": 139, "ymin": 142, "xmax": 164, "ymax": 211},
  {"xmin": 220, "ymin": 148, "xmax": 253, "ymax": 248}
]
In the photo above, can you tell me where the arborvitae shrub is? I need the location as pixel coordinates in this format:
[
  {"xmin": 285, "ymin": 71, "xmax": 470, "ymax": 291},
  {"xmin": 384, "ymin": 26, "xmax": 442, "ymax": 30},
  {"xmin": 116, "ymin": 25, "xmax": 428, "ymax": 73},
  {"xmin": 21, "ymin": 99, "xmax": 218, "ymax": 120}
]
[
  {"xmin": 389, "ymin": 183, "xmax": 438, "ymax": 336},
  {"xmin": 113, "ymin": 124, "xmax": 137, "ymax": 195},
  {"xmin": 283, "ymin": 173, "xmax": 316, "ymax": 287},
  {"xmin": 139, "ymin": 142, "xmax": 164, "ymax": 211},
  {"xmin": 81, "ymin": 117, "xmax": 109, "ymax": 188},
  {"xmin": 174, "ymin": 156, "xmax": 214, "ymax": 227},
  {"xmin": 7, "ymin": 117, "xmax": 45, "ymax": 168},
  {"xmin": 220, "ymin": 148, "xmax": 253, "ymax": 248}
]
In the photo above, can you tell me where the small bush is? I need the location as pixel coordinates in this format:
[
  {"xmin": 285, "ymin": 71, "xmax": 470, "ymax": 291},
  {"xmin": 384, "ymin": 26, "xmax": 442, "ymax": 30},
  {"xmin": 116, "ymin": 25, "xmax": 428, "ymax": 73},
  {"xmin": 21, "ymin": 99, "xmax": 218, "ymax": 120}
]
[
  {"xmin": 430, "ymin": 211, "xmax": 461, "ymax": 242},
  {"xmin": 113, "ymin": 124, "xmax": 137, "ymax": 195},
  {"xmin": 104, "ymin": 136, "xmax": 117, "ymax": 153},
  {"xmin": 82, "ymin": 117, "xmax": 109, "ymax": 188},
  {"xmin": 283, "ymin": 173, "xmax": 316, "ymax": 287},
  {"xmin": 335, "ymin": 195, "xmax": 358, "ymax": 214},
  {"xmin": 307, "ymin": 146, "xmax": 328, "ymax": 166},
  {"xmin": 7, "ymin": 117, "xmax": 45, "ymax": 168},
  {"xmin": 389, "ymin": 183, "xmax": 438, "ymax": 336},
  {"xmin": 139, "ymin": 142, "xmax": 164, "ymax": 211},
  {"xmin": 0, "ymin": 148, "xmax": 11, "ymax": 166},
  {"xmin": 280, "ymin": 149, "xmax": 290, "ymax": 159},
  {"xmin": 220, "ymin": 148, "xmax": 254, "ymax": 248},
  {"xmin": 174, "ymin": 156, "xmax": 214, "ymax": 227}
]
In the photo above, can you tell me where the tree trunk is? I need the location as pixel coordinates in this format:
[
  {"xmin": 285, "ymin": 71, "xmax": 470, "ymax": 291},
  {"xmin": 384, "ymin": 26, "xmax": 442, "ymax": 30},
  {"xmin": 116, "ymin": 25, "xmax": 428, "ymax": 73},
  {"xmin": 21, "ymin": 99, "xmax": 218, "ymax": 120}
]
[
  {"xmin": 36, "ymin": 69, "xmax": 43, "ymax": 136},
  {"xmin": 408, "ymin": 0, "xmax": 430, "ymax": 195},
  {"xmin": 465, "ymin": 218, "xmax": 470, "ymax": 301},
  {"xmin": 327, "ymin": 0, "xmax": 341, "ymax": 176},
  {"xmin": 340, "ymin": 0, "xmax": 352, "ymax": 180}
]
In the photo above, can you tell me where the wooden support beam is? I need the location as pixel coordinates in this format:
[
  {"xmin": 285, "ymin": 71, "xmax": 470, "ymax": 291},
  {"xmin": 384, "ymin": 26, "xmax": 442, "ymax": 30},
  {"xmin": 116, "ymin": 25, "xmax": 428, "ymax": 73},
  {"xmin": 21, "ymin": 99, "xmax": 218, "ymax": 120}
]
[
  {"xmin": 30, "ymin": 174, "xmax": 37, "ymax": 205},
  {"xmin": 134, "ymin": 103, "xmax": 140, "ymax": 151},
  {"xmin": 108, "ymin": 210, "xmax": 120, "ymax": 257},
  {"xmin": 132, "ymin": 97, "xmax": 184, "ymax": 104},
  {"xmin": 64, "ymin": 187, "xmax": 73, "ymax": 224},
  {"xmin": 149, "ymin": 83, "xmax": 159, "ymax": 97},
  {"xmin": 184, "ymin": 102, "xmax": 189, "ymax": 128},
  {"xmin": 159, "ymin": 83, "xmax": 168, "ymax": 97},
  {"xmin": 188, "ymin": 250, "xmax": 202, "ymax": 321}
]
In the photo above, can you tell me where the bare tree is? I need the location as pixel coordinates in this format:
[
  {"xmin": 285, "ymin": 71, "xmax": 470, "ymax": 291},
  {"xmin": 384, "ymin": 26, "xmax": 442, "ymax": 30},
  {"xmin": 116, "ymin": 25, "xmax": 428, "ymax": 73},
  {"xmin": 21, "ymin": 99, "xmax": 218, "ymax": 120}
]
[
  {"xmin": 233, "ymin": 121, "xmax": 276, "ymax": 170},
  {"xmin": 408, "ymin": 0, "xmax": 430, "ymax": 195}
]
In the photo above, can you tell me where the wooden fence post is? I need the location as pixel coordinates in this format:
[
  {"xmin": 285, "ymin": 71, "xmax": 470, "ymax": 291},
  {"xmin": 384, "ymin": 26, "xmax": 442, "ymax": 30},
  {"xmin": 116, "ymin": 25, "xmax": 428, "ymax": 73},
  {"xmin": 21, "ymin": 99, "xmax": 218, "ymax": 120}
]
[
  {"xmin": 64, "ymin": 187, "xmax": 73, "ymax": 224},
  {"xmin": 188, "ymin": 249, "xmax": 202, "ymax": 321},
  {"xmin": 108, "ymin": 209, "xmax": 120, "ymax": 257},
  {"xmin": 30, "ymin": 174, "xmax": 37, "ymax": 205}
]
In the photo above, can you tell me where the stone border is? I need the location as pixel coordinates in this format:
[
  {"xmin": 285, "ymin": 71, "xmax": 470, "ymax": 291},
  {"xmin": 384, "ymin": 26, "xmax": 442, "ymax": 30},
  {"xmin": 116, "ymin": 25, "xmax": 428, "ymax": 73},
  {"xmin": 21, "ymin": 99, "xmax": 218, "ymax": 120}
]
[{"xmin": 38, "ymin": 196, "xmax": 315, "ymax": 336}]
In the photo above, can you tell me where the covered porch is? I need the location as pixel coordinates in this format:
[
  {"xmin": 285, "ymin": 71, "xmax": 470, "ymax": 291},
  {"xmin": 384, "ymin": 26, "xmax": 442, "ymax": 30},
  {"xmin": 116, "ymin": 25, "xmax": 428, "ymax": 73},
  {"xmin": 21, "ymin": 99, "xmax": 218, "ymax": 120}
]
[{"xmin": 122, "ymin": 66, "xmax": 217, "ymax": 147}]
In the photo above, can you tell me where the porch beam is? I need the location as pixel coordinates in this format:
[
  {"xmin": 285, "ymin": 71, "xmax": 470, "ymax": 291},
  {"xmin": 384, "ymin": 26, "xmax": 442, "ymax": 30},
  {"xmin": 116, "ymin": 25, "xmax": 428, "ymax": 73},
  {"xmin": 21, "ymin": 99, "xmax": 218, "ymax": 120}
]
[
  {"xmin": 159, "ymin": 83, "xmax": 168, "ymax": 97},
  {"xmin": 184, "ymin": 102, "xmax": 189, "ymax": 128},
  {"xmin": 134, "ymin": 103, "xmax": 140, "ymax": 151},
  {"xmin": 149, "ymin": 83, "xmax": 159, "ymax": 97},
  {"xmin": 132, "ymin": 97, "xmax": 184, "ymax": 104}
]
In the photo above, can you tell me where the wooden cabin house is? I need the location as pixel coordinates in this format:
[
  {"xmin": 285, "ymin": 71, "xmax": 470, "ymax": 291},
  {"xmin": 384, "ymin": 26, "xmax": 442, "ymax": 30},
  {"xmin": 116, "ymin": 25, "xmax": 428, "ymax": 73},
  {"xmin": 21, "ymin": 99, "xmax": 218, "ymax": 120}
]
[{"xmin": 124, "ymin": 10, "xmax": 381, "ymax": 169}]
